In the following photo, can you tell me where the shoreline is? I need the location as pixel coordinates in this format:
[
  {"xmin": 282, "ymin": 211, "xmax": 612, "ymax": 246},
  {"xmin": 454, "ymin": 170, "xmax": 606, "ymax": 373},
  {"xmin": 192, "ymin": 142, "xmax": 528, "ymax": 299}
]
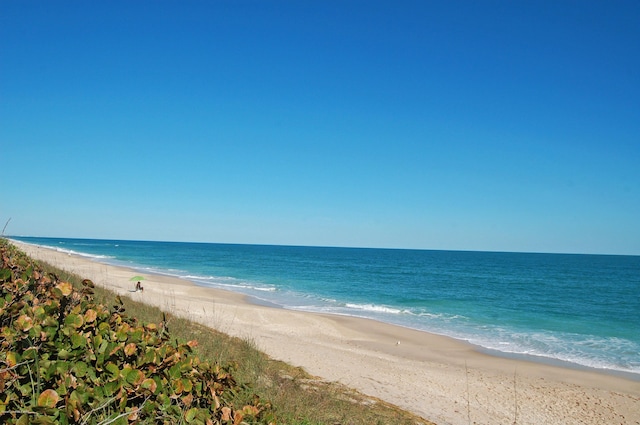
[
  {"xmin": 475, "ymin": 346, "xmax": 640, "ymax": 383},
  {"xmin": 249, "ymin": 287, "xmax": 640, "ymax": 382},
  {"xmin": 9, "ymin": 239, "xmax": 640, "ymax": 425},
  {"xmin": 43, "ymin": 240, "xmax": 640, "ymax": 380},
  {"xmin": 75, "ymin": 248, "xmax": 640, "ymax": 382}
]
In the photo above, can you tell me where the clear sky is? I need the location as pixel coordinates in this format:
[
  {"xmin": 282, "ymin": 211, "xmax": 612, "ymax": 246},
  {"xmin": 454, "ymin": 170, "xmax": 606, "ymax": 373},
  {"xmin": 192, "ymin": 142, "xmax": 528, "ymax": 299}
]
[{"xmin": 1, "ymin": 1, "xmax": 639, "ymax": 255}]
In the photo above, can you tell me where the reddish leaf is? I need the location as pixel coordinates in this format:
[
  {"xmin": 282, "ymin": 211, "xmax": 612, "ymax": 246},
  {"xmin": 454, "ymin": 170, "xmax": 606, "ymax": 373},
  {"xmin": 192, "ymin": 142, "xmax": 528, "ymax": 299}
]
[
  {"xmin": 221, "ymin": 407, "xmax": 231, "ymax": 421},
  {"xmin": 124, "ymin": 343, "xmax": 137, "ymax": 356},
  {"xmin": 37, "ymin": 389, "xmax": 59, "ymax": 408},
  {"xmin": 141, "ymin": 378, "xmax": 157, "ymax": 394},
  {"xmin": 84, "ymin": 309, "xmax": 97, "ymax": 323}
]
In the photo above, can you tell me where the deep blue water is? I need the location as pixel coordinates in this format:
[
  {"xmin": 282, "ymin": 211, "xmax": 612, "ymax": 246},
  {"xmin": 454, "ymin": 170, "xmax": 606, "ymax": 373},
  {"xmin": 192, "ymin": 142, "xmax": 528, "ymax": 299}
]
[{"xmin": 11, "ymin": 236, "xmax": 640, "ymax": 376}]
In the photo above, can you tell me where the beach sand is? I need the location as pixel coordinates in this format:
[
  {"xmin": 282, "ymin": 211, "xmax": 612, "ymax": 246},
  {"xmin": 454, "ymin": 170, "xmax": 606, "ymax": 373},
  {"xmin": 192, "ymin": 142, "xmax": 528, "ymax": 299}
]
[{"xmin": 11, "ymin": 240, "xmax": 640, "ymax": 425}]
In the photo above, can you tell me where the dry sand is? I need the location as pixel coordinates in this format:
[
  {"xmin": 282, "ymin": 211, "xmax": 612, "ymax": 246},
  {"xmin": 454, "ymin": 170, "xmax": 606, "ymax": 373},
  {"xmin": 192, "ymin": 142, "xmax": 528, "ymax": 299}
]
[{"xmin": 11, "ymin": 240, "xmax": 640, "ymax": 425}]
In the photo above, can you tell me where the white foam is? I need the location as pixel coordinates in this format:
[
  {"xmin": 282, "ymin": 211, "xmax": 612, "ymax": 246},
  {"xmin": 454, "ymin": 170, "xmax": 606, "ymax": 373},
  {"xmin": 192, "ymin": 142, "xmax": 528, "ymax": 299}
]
[
  {"xmin": 461, "ymin": 330, "xmax": 640, "ymax": 374},
  {"xmin": 48, "ymin": 245, "xmax": 114, "ymax": 260},
  {"xmin": 344, "ymin": 303, "xmax": 403, "ymax": 314}
]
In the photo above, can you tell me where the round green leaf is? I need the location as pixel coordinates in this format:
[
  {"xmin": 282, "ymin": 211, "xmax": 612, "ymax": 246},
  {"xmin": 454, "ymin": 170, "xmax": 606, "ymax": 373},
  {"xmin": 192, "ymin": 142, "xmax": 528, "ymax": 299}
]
[
  {"xmin": 72, "ymin": 361, "xmax": 88, "ymax": 377},
  {"xmin": 126, "ymin": 369, "xmax": 144, "ymax": 386},
  {"xmin": 64, "ymin": 313, "xmax": 83, "ymax": 329},
  {"xmin": 0, "ymin": 268, "xmax": 11, "ymax": 281},
  {"xmin": 105, "ymin": 363, "xmax": 120, "ymax": 381},
  {"xmin": 71, "ymin": 333, "xmax": 87, "ymax": 349}
]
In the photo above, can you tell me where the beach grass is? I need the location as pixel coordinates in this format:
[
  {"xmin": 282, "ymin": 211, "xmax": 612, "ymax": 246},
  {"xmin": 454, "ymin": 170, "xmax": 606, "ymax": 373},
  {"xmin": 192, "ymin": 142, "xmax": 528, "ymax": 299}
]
[{"xmin": 34, "ymin": 252, "xmax": 434, "ymax": 425}]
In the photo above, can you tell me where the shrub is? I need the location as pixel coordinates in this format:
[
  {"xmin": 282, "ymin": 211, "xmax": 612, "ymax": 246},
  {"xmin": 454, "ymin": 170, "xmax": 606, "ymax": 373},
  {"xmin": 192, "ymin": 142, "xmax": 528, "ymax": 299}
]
[{"xmin": 0, "ymin": 240, "xmax": 274, "ymax": 425}]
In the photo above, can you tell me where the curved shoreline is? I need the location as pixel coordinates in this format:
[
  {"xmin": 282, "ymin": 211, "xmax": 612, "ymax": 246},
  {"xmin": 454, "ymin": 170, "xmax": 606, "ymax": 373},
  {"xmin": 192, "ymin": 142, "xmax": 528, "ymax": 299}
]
[
  {"xmin": 9, "ymin": 239, "xmax": 640, "ymax": 425},
  {"xmin": 22, "ymin": 239, "xmax": 640, "ymax": 380}
]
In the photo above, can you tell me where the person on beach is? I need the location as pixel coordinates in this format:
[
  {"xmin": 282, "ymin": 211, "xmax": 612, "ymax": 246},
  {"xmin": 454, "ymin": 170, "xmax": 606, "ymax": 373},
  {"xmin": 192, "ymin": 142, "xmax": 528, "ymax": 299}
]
[{"xmin": 135, "ymin": 281, "xmax": 144, "ymax": 292}]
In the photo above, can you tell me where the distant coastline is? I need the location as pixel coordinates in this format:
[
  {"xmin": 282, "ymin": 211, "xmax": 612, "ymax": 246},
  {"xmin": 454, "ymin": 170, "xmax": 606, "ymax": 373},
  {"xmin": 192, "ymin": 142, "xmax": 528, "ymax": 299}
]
[{"xmin": 8, "ymin": 234, "xmax": 640, "ymax": 257}]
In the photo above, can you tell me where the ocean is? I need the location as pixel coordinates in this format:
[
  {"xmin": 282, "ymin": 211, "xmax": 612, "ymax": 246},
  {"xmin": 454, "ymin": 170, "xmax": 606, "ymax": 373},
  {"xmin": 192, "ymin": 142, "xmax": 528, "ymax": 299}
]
[{"xmin": 10, "ymin": 236, "xmax": 640, "ymax": 377}]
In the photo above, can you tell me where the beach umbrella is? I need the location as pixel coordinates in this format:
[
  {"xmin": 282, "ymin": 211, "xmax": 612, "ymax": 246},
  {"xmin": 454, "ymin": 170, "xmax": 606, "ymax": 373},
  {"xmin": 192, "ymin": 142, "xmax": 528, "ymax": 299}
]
[{"xmin": 129, "ymin": 275, "xmax": 145, "ymax": 281}]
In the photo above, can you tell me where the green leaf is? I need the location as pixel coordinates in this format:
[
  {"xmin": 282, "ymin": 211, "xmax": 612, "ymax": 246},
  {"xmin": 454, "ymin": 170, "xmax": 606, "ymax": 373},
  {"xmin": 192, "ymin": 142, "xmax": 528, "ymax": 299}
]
[
  {"xmin": 103, "ymin": 380, "xmax": 119, "ymax": 397},
  {"xmin": 28, "ymin": 324, "xmax": 43, "ymax": 339},
  {"xmin": 126, "ymin": 369, "xmax": 144, "ymax": 386},
  {"xmin": 18, "ymin": 382, "xmax": 32, "ymax": 396},
  {"xmin": 105, "ymin": 363, "xmax": 120, "ymax": 381},
  {"xmin": 156, "ymin": 393, "xmax": 171, "ymax": 408},
  {"xmin": 106, "ymin": 341, "xmax": 120, "ymax": 357},
  {"xmin": 93, "ymin": 385, "xmax": 104, "ymax": 399},
  {"xmin": 129, "ymin": 328, "xmax": 143, "ymax": 342},
  {"xmin": 0, "ymin": 268, "xmax": 11, "ymax": 281},
  {"xmin": 42, "ymin": 316, "xmax": 58, "ymax": 327},
  {"xmin": 185, "ymin": 407, "xmax": 198, "ymax": 423},
  {"xmin": 6, "ymin": 351, "xmax": 19, "ymax": 367},
  {"xmin": 93, "ymin": 333, "xmax": 103, "ymax": 348},
  {"xmin": 55, "ymin": 361, "xmax": 70, "ymax": 375},
  {"xmin": 181, "ymin": 378, "xmax": 193, "ymax": 393},
  {"xmin": 31, "ymin": 415, "xmax": 57, "ymax": 425},
  {"xmin": 96, "ymin": 351, "xmax": 106, "ymax": 367},
  {"xmin": 58, "ymin": 411, "xmax": 70, "ymax": 425},
  {"xmin": 86, "ymin": 366, "xmax": 99, "ymax": 384},
  {"xmin": 72, "ymin": 361, "xmax": 88, "ymax": 377},
  {"xmin": 22, "ymin": 347, "xmax": 38, "ymax": 360},
  {"xmin": 58, "ymin": 348, "xmax": 72, "ymax": 360},
  {"xmin": 142, "ymin": 348, "xmax": 157, "ymax": 365},
  {"xmin": 71, "ymin": 333, "xmax": 87, "ymax": 349},
  {"xmin": 169, "ymin": 364, "xmax": 181, "ymax": 380},
  {"xmin": 70, "ymin": 388, "xmax": 89, "ymax": 405},
  {"xmin": 64, "ymin": 313, "xmax": 84, "ymax": 329},
  {"xmin": 57, "ymin": 380, "xmax": 68, "ymax": 396},
  {"xmin": 33, "ymin": 305, "xmax": 46, "ymax": 319}
]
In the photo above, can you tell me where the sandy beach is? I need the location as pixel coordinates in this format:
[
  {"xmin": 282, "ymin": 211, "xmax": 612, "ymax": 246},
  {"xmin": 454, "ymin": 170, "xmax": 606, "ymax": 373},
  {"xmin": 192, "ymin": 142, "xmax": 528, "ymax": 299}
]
[{"xmin": 10, "ymin": 240, "xmax": 639, "ymax": 425}]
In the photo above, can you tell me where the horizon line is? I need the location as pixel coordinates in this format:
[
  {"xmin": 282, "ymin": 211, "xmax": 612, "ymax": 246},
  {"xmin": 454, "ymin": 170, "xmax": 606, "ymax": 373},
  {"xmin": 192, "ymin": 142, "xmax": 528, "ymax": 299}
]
[{"xmin": 6, "ymin": 234, "xmax": 640, "ymax": 258}]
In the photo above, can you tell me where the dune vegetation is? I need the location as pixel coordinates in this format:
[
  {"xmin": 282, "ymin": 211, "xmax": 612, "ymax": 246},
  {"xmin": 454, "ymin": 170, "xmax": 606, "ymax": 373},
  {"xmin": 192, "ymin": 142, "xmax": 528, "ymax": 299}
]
[{"xmin": 0, "ymin": 239, "xmax": 432, "ymax": 425}]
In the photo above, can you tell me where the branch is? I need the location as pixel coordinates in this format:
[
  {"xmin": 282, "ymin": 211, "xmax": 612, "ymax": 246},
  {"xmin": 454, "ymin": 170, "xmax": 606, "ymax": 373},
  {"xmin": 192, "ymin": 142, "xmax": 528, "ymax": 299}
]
[
  {"xmin": 0, "ymin": 359, "xmax": 34, "ymax": 373},
  {"xmin": 95, "ymin": 397, "xmax": 150, "ymax": 425},
  {"xmin": 1, "ymin": 217, "xmax": 10, "ymax": 236}
]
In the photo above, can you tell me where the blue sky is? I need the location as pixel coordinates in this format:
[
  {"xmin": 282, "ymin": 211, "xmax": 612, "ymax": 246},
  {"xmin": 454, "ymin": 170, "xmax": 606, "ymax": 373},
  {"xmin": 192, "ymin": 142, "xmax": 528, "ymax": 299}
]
[{"xmin": 2, "ymin": 1, "xmax": 639, "ymax": 255}]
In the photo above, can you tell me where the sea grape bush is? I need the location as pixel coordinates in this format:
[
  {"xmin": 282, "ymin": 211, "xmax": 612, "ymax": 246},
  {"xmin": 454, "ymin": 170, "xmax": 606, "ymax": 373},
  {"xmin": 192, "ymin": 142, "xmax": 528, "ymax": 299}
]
[{"xmin": 0, "ymin": 240, "xmax": 275, "ymax": 425}]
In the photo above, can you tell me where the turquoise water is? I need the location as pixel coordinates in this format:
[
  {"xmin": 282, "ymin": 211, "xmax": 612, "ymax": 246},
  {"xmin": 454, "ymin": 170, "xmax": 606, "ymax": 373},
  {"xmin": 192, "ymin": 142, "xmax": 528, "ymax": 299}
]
[{"xmin": 11, "ymin": 236, "xmax": 640, "ymax": 376}]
